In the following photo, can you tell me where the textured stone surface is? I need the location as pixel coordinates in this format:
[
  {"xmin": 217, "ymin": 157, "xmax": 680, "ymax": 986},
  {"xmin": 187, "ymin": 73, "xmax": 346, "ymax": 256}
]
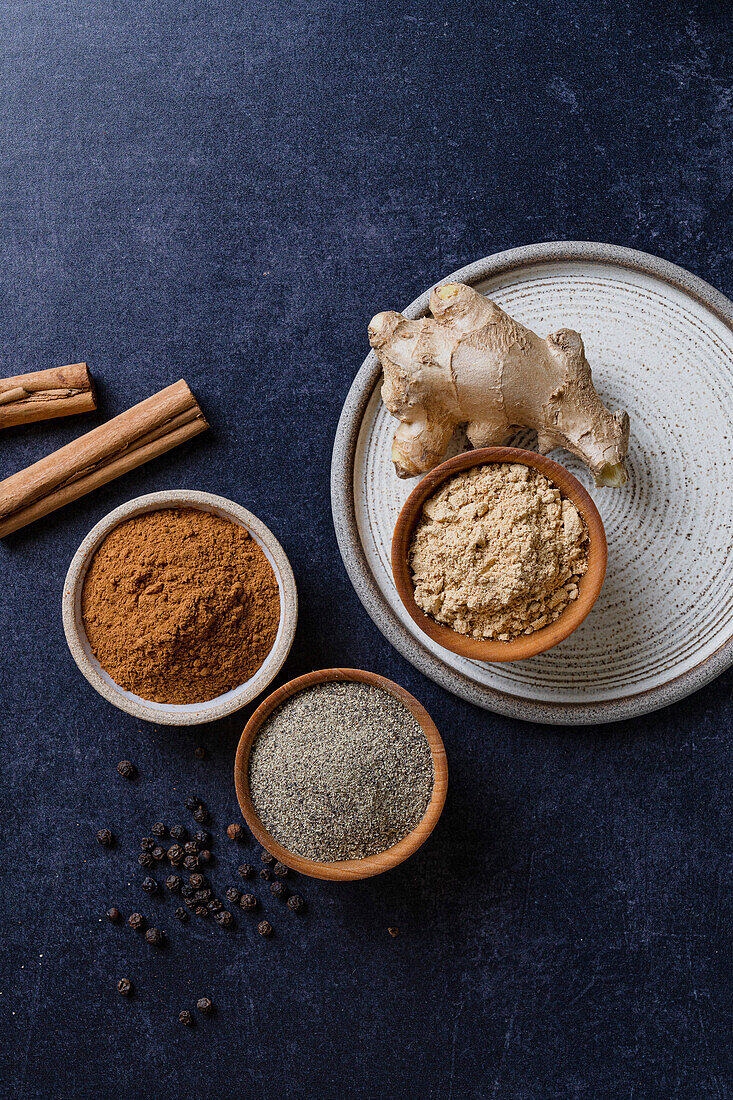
[{"xmin": 0, "ymin": 2, "xmax": 730, "ymax": 1097}]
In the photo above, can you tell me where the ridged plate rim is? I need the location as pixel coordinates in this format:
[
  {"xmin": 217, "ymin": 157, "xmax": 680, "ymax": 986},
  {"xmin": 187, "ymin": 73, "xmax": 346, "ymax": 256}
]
[{"xmin": 330, "ymin": 241, "xmax": 733, "ymax": 725}]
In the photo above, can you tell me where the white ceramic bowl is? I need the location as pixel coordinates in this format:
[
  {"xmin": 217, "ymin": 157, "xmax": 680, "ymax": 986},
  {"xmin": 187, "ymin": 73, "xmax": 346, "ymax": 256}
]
[{"xmin": 62, "ymin": 490, "xmax": 298, "ymax": 725}]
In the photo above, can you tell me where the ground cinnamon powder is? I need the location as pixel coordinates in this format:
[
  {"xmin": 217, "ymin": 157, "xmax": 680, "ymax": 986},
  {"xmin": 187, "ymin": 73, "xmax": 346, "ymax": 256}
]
[{"xmin": 81, "ymin": 507, "xmax": 280, "ymax": 704}]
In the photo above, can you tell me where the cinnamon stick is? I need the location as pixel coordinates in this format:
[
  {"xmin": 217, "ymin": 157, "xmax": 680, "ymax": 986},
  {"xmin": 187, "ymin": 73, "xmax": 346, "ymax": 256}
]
[
  {"xmin": 0, "ymin": 363, "xmax": 96, "ymax": 429},
  {"xmin": 0, "ymin": 380, "xmax": 208, "ymax": 537}
]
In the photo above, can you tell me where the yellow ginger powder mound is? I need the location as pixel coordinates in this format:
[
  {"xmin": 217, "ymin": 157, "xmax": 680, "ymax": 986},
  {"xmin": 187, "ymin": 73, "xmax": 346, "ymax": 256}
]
[{"xmin": 409, "ymin": 463, "xmax": 589, "ymax": 641}]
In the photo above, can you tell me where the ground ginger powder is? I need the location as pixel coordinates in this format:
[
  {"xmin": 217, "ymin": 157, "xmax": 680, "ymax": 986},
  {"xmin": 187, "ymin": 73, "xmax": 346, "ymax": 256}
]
[
  {"xmin": 82, "ymin": 508, "xmax": 280, "ymax": 703},
  {"xmin": 409, "ymin": 463, "xmax": 588, "ymax": 641}
]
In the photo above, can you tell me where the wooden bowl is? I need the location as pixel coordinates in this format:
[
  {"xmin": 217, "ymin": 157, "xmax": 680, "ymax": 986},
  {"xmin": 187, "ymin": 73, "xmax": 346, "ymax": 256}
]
[
  {"xmin": 234, "ymin": 668, "xmax": 448, "ymax": 881},
  {"xmin": 391, "ymin": 447, "xmax": 607, "ymax": 662}
]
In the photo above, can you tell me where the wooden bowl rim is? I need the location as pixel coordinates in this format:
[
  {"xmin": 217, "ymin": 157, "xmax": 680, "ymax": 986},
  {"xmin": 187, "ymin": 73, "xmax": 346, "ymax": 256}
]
[
  {"xmin": 234, "ymin": 667, "xmax": 448, "ymax": 881},
  {"xmin": 391, "ymin": 447, "xmax": 608, "ymax": 662}
]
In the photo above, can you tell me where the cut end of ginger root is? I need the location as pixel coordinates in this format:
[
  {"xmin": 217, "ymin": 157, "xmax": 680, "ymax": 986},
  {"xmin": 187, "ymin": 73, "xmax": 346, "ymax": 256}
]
[{"xmin": 368, "ymin": 282, "xmax": 630, "ymax": 486}]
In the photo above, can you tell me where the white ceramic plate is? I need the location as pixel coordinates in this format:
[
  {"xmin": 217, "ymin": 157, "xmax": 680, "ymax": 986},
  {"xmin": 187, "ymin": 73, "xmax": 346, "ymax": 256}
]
[{"xmin": 331, "ymin": 243, "xmax": 733, "ymax": 724}]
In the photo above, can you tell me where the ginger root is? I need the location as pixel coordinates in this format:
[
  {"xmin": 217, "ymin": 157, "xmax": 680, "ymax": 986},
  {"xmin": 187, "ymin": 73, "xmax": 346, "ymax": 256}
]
[{"xmin": 368, "ymin": 283, "xmax": 630, "ymax": 486}]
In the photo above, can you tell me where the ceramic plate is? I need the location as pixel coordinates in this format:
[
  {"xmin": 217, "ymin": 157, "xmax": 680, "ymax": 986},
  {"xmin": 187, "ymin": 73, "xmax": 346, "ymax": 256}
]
[{"xmin": 331, "ymin": 243, "xmax": 733, "ymax": 725}]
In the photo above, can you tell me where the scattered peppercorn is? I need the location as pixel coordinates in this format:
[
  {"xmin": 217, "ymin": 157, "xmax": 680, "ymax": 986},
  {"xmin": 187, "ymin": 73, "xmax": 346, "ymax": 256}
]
[
  {"xmin": 194, "ymin": 746, "xmax": 207, "ymax": 760},
  {"xmin": 183, "ymin": 855, "xmax": 198, "ymax": 872},
  {"xmin": 184, "ymin": 840, "xmax": 199, "ymax": 856},
  {"xmin": 193, "ymin": 806, "xmax": 209, "ymax": 824},
  {"xmin": 138, "ymin": 853, "xmax": 153, "ymax": 868},
  {"xmin": 167, "ymin": 844, "xmax": 184, "ymax": 865},
  {"xmin": 388, "ymin": 927, "xmax": 400, "ymax": 938},
  {"xmin": 196, "ymin": 997, "xmax": 214, "ymax": 1015},
  {"xmin": 179, "ymin": 1010, "xmax": 194, "ymax": 1026},
  {"xmin": 198, "ymin": 849, "xmax": 212, "ymax": 865},
  {"xmin": 226, "ymin": 888, "xmax": 241, "ymax": 904},
  {"xmin": 215, "ymin": 910, "xmax": 233, "ymax": 928},
  {"xmin": 117, "ymin": 978, "xmax": 133, "ymax": 996},
  {"xmin": 260, "ymin": 869, "xmax": 272, "ymax": 882},
  {"xmin": 287, "ymin": 895, "xmax": 305, "ymax": 914},
  {"xmin": 189, "ymin": 873, "xmax": 205, "ymax": 889},
  {"xmin": 116, "ymin": 760, "xmax": 136, "ymax": 779},
  {"xmin": 169, "ymin": 825, "xmax": 187, "ymax": 841},
  {"xmin": 238, "ymin": 864, "xmax": 254, "ymax": 879},
  {"xmin": 257, "ymin": 920, "xmax": 273, "ymax": 937},
  {"xmin": 141, "ymin": 837, "xmax": 155, "ymax": 852},
  {"xmin": 194, "ymin": 906, "xmax": 209, "ymax": 918},
  {"xmin": 142, "ymin": 877, "xmax": 158, "ymax": 895},
  {"xmin": 185, "ymin": 796, "xmax": 202, "ymax": 812},
  {"xmin": 151, "ymin": 847, "xmax": 165, "ymax": 861},
  {"xmin": 181, "ymin": 884, "xmax": 194, "ymax": 900},
  {"xmin": 271, "ymin": 881, "xmax": 288, "ymax": 900},
  {"xmin": 145, "ymin": 927, "xmax": 165, "ymax": 947},
  {"xmin": 107, "ymin": 907, "xmax": 122, "ymax": 923},
  {"xmin": 165, "ymin": 875, "xmax": 182, "ymax": 893},
  {"xmin": 96, "ymin": 829, "xmax": 114, "ymax": 848},
  {"xmin": 151, "ymin": 822, "xmax": 167, "ymax": 838},
  {"xmin": 226, "ymin": 824, "xmax": 243, "ymax": 841},
  {"xmin": 128, "ymin": 912, "xmax": 145, "ymax": 931},
  {"xmin": 239, "ymin": 894, "xmax": 258, "ymax": 912},
  {"xmin": 193, "ymin": 831, "xmax": 210, "ymax": 847},
  {"xmin": 273, "ymin": 862, "xmax": 289, "ymax": 877},
  {"xmin": 174, "ymin": 907, "xmax": 188, "ymax": 922},
  {"xmin": 260, "ymin": 849, "xmax": 274, "ymax": 864},
  {"xmin": 207, "ymin": 899, "xmax": 223, "ymax": 913}
]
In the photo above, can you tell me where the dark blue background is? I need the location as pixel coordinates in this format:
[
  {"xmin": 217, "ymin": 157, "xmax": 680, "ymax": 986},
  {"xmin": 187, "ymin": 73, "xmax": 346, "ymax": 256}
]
[{"xmin": 1, "ymin": 2, "xmax": 730, "ymax": 1097}]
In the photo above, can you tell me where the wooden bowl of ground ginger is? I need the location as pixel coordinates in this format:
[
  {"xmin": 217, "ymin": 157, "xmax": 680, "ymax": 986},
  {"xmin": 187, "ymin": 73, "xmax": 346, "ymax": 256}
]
[
  {"xmin": 62, "ymin": 490, "xmax": 297, "ymax": 724},
  {"xmin": 392, "ymin": 448, "xmax": 607, "ymax": 662},
  {"xmin": 234, "ymin": 668, "xmax": 448, "ymax": 881}
]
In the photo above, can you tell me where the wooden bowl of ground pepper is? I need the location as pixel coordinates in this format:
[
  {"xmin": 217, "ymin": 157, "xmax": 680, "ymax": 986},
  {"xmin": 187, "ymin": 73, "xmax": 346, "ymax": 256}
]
[
  {"xmin": 62, "ymin": 490, "xmax": 297, "ymax": 724},
  {"xmin": 234, "ymin": 668, "xmax": 448, "ymax": 881}
]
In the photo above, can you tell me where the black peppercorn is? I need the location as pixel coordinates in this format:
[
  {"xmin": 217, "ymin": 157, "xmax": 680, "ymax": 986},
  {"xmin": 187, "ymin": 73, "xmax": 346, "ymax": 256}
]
[
  {"xmin": 96, "ymin": 828, "xmax": 114, "ymax": 848},
  {"xmin": 145, "ymin": 927, "xmax": 164, "ymax": 947},
  {"xmin": 238, "ymin": 863, "xmax": 254, "ymax": 879},
  {"xmin": 184, "ymin": 840, "xmax": 199, "ymax": 856},
  {"xmin": 239, "ymin": 894, "xmax": 258, "ymax": 912},
  {"xmin": 141, "ymin": 877, "xmax": 157, "ymax": 895},
  {"xmin": 193, "ymin": 889, "xmax": 212, "ymax": 904},
  {"xmin": 167, "ymin": 844, "xmax": 184, "ymax": 865},
  {"xmin": 226, "ymin": 824, "xmax": 243, "ymax": 841},
  {"xmin": 179, "ymin": 1009, "xmax": 194, "ymax": 1026},
  {"xmin": 106, "ymin": 907, "xmax": 122, "ymax": 923},
  {"xmin": 189, "ymin": 872, "xmax": 205, "ymax": 889},
  {"xmin": 151, "ymin": 822, "xmax": 167, "ymax": 838},
  {"xmin": 260, "ymin": 869, "xmax": 272, "ymax": 882},
  {"xmin": 116, "ymin": 760, "xmax": 136, "ymax": 779},
  {"xmin": 183, "ymin": 855, "xmax": 198, "ymax": 872},
  {"xmin": 214, "ymin": 910, "xmax": 233, "ymax": 928},
  {"xmin": 207, "ymin": 899, "xmax": 222, "ymax": 913},
  {"xmin": 174, "ymin": 907, "xmax": 188, "ymax": 922},
  {"xmin": 193, "ymin": 806, "xmax": 209, "ymax": 824},
  {"xmin": 260, "ymin": 849, "xmax": 274, "ymax": 864},
  {"xmin": 270, "ymin": 881, "xmax": 288, "ymax": 901},
  {"xmin": 117, "ymin": 978, "xmax": 133, "ymax": 996},
  {"xmin": 226, "ymin": 888, "xmax": 241, "ymax": 904},
  {"xmin": 128, "ymin": 912, "xmax": 145, "ymax": 931},
  {"xmin": 387, "ymin": 927, "xmax": 400, "ymax": 938},
  {"xmin": 196, "ymin": 997, "xmax": 213, "ymax": 1015},
  {"xmin": 194, "ymin": 746, "xmax": 207, "ymax": 760},
  {"xmin": 198, "ymin": 849, "xmax": 212, "ymax": 865},
  {"xmin": 286, "ymin": 895, "xmax": 305, "ymax": 913},
  {"xmin": 169, "ymin": 825, "xmax": 187, "ymax": 841},
  {"xmin": 151, "ymin": 847, "xmax": 165, "ymax": 862},
  {"xmin": 194, "ymin": 905, "xmax": 209, "ymax": 918},
  {"xmin": 181, "ymin": 884, "xmax": 194, "ymax": 900},
  {"xmin": 184, "ymin": 796, "xmax": 202, "ymax": 812},
  {"xmin": 165, "ymin": 875, "xmax": 182, "ymax": 893},
  {"xmin": 193, "ymin": 831, "xmax": 210, "ymax": 847},
  {"xmin": 257, "ymin": 920, "xmax": 273, "ymax": 937},
  {"xmin": 273, "ymin": 862, "xmax": 289, "ymax": 877},
  {"xmin": 141, "ymin": 837, "xmax": 155, "ymax": 852},
  {"xmin": 138, "ymin": 852, "xmax": 154, "ymax": 868}
]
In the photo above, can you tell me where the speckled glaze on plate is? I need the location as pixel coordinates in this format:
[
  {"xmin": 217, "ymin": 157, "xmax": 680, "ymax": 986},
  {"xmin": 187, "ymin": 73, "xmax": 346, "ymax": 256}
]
[{"xmin": 331, "ymin": 242, "xmax": 733, "ymax": 725}]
